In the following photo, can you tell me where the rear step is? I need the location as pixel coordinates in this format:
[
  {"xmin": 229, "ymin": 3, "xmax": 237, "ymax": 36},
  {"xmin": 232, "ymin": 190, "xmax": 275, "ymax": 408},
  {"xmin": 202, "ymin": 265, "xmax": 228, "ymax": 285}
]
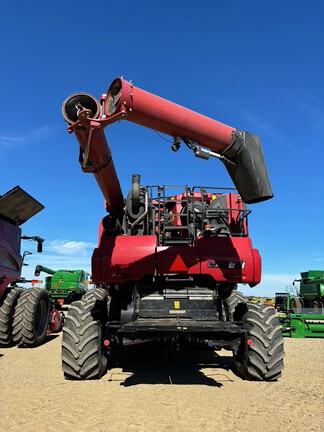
[{"xmin": 120, "ymin": 318, "xmax": 244, "ymax": 333}]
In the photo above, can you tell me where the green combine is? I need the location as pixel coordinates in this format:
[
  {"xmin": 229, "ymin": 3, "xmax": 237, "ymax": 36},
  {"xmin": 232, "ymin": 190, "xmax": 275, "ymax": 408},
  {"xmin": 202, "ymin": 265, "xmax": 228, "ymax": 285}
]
[
  {"xmin": 297, "ymin": 270, "xmax": 324, "ymax": 309},
  {"xmin": 275, "ymin": 270, "xmax": 324, "ymax": 338},
  {"xmin": 34, "ymin": 266, "xmax": 90, "ymax": 306}
]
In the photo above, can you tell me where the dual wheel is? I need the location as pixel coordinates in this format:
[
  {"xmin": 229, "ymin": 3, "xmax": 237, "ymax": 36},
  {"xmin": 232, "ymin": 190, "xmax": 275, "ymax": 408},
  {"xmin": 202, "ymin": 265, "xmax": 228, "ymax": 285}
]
[
  {"xmin": 61, "ymin": 288, "xmax": 108, "ymax": 380},
  {"xmin": 0, "ymin": 287, "xmax": 50, "ymax": 348}
]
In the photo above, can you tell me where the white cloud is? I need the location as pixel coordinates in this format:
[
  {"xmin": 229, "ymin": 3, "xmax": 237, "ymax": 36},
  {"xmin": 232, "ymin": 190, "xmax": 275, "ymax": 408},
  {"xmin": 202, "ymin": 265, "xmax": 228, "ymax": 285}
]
[
  {"xmin": 48, "ymin": 239, "xmax": 96, "ymax": 257},
  {"xmin": 18, "ymin": 239, "xmax": 96, "ymax": 286},
  {"xmin": 0, "ymin": 127, "xmax": 51, "ymax": 145},
  {"xmin": 0, "ymin": 127, "xmax": 52, "ymax": 157}
]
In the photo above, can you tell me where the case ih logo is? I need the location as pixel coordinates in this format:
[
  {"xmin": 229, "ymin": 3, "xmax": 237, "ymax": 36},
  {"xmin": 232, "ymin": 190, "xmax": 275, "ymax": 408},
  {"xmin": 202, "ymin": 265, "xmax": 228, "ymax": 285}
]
[{"xmin": 207, "ymin": 260, "xmax": 245, "ymax": 269}]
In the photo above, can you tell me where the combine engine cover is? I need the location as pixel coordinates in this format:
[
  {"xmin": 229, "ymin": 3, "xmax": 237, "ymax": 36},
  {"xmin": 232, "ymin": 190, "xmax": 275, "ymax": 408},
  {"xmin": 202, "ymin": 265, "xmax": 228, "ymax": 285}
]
[{"xmin": 93, "ymin": 185, "xmax": 260, "ymax": 288}]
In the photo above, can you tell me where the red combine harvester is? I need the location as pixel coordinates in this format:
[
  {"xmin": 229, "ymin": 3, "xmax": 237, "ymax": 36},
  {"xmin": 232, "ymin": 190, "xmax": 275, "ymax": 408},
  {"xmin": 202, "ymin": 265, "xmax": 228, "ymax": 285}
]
[
  {"xmin": 61, "ymin": 77, "xmax": 284, "ymax": 381},
  {"xmin": 0, "ymin": 186, "xmax": 62, "ymax": 348}
]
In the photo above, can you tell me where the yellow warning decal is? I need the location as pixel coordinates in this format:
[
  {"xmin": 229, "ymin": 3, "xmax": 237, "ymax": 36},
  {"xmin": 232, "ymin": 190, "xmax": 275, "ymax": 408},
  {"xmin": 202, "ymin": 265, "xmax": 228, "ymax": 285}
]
[{"xmin": 174, "ymin": 301, "xmax": 180, "ymax": 309}]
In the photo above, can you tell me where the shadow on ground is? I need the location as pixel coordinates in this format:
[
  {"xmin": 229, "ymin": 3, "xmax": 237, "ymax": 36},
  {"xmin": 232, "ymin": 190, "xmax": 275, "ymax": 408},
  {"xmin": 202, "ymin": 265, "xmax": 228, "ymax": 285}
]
[{"xmin": 107, "ymin": 342, "xmax": 235, "ymax": 387}]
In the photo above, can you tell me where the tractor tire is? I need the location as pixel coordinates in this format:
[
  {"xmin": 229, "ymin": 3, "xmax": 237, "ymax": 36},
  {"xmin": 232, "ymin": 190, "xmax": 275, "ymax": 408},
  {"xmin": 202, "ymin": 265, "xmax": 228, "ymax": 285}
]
[
  {"xmin": 61, "ymin": 293, "xmax": 108, "ymax": 380},
  {"xmin": 0, "ymin": 286, "xmax": 23, "ymax": 347},
  {"xmin": 12, "ymin": 288, "xmax": 50, "ymax": 347},
  {"xmin": 234, "ymin": 302, "xmax": 284, "ymax": 381}
]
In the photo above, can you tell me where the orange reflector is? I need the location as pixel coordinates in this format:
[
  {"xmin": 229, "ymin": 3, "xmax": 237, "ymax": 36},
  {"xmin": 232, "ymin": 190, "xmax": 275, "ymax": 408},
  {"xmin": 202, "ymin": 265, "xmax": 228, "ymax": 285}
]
[
  {"xmin": 247, "ymin": 339, "xmax": 253, "ymax": 346},
  {"xmin": 169, "ymin": 255, "xmax": 188, "ymax": 272}
]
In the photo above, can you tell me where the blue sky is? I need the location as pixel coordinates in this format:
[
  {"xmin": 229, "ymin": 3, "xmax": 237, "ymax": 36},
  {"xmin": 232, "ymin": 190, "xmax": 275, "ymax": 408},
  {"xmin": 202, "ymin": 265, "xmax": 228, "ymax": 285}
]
[{"xmin": 1, "ymin": 0, "xmax": 323, "ymax": 296}]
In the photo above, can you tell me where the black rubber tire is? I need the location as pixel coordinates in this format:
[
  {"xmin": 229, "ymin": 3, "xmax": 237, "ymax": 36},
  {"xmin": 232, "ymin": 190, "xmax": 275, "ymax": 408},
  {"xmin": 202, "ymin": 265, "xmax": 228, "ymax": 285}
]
[
  {"xmin": 0, "ymin": 286, "xmax": 23, "ymax": 347},
  {"xmin": 290, "ymin": 296, "xmax": 303, "ymax": 313},
  {"xmin": 61, "ymin": 294, "xmax": 108, "ymax": 380},
  {"xmin": 312, "ymin": 301, "xmax": 323, "ymax": 314},
  {"xmin": 83, "ymin": 287, "xmax": 111, "ymax": 320},
  {"xmin": 235, "ymin": 302, "xmax": 285, "ymax": 381},
  {"xmin": 82, "ymin": 287, "xmax": 107, "ymax": 302},
  {"xmin": 223, "ymin": 290, "xmax": 247, "ymax": 321},
  {"xmin": 12, "ymin": 288, "xmax": 50, "ymax": 347}
]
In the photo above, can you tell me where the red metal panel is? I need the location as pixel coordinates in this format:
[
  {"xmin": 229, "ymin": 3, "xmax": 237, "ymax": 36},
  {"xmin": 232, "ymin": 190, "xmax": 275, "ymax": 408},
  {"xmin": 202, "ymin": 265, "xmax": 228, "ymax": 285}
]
[
  {"xmin": 91, "ymin": 232, "xmax": 260, "ymax": 286},
  {"xmin": 92, "ymin": 235, "xmax": 157, "ymax": 284},
  {"xmin": 156, "ymin": 245, "xmax": 201, "ymax": 275},
  {"xmin": 251, "ymin": 248, "xmax": 261, "ymax": 286},
  {"xmin": 105, "ymin": 78, "xmax": 235, "ymax": 153},
  {"xmin": 198, "ymin": 237, "xmax": 260, "ymax": 286}
]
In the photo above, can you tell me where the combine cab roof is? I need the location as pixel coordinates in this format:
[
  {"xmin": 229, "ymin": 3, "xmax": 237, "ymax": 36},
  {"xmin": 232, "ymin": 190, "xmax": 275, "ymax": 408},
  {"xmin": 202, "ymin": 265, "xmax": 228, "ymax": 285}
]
[{"xmin": 0, "ymin": 186, "xmax": 44, "ymax": 226}]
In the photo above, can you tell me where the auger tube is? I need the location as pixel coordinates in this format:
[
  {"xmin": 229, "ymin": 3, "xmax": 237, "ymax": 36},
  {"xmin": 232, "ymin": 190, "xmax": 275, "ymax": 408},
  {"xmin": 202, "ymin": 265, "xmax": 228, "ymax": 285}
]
[
  {"xmin": 62, "ymin": 78, "xmax": 273, "ymax": 205},
  {"xmin": 34, "ymin": 265, "xmax": 55, "ymax": 276},
  {"xmin": 104, "ymin": 78, "xmax": 273, "ymax": 204},
  {"xmin": 62, "ymin": 93, "xmax": 125, "ymax": 215}
]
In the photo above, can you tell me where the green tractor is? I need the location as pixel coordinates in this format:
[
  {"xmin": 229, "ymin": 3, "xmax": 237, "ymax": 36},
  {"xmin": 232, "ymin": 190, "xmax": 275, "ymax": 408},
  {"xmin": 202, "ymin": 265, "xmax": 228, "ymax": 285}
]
[{"xmin": 34, "ymin": 266, "xmax": 90, "ymax": 306}]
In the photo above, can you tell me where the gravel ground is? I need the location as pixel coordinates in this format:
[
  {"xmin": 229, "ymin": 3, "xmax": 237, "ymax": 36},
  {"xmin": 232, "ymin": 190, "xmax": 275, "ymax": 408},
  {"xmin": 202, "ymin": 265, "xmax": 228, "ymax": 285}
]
[{"xmin": 0, "ymin": 335, "xmax": 323, "ymax": 432}]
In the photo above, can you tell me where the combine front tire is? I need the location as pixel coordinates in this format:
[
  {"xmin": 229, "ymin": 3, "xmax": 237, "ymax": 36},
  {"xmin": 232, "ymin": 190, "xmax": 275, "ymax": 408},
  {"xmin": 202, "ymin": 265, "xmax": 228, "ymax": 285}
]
[
  {"xmin": 0, "ymin": 286, "xmax": 23, "ymax": 347},
  {"xmin": 12, "ymin": 288, "xmax": 50, "ymax": 347},
  {"xmin": 290, "ymin": 296, "xmax": 303, "ymax": 313},
  {"xmin": 61, "ymin": 291, "xmax": 108, "ymax": 380},
  {"xmin": 235, "ymin": 302, "xmax": 284, "ymax": 381}
]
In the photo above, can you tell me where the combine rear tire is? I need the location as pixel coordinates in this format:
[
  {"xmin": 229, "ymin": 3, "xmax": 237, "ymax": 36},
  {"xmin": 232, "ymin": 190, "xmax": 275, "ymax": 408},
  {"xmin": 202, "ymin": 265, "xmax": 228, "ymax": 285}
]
[
  {"xmin": 61, "ymin": 291, "xmax": 108, "ymax": 380},
  {"xmin": 235, "ymin": 302, "xmax": 284, "ymax": 381},
  {"xmin": 0, "ymin": 286, "xmax": 23, "ymax": 347},
  {"xmin": 12, "ymin": 288, "xmax": 50, "ymax": 347},
  {"xmin": 82, "ymin": 287, "xmax": 107, "ymax": 302},
  {"xmin": 223, "ymin": 290, "xmax": 247, "ymax": 321}
]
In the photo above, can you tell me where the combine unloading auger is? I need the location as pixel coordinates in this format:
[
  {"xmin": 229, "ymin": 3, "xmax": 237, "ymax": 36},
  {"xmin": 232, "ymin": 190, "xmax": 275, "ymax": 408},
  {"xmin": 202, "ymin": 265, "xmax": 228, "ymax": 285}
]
[
  {"xmin": 61, "ymin": 78, "xmax": 284, "ymax": 382},
  {"xmin": 62, "ymin": 77, "xmax": 273, "ymax": 210}
]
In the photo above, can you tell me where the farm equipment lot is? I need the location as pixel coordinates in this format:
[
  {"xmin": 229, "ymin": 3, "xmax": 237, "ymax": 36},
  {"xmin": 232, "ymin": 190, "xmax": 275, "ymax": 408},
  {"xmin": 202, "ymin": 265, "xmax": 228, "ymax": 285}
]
[{"xmin": 0, "ymin": 336, "xmax": 323, "ymax": 432}]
